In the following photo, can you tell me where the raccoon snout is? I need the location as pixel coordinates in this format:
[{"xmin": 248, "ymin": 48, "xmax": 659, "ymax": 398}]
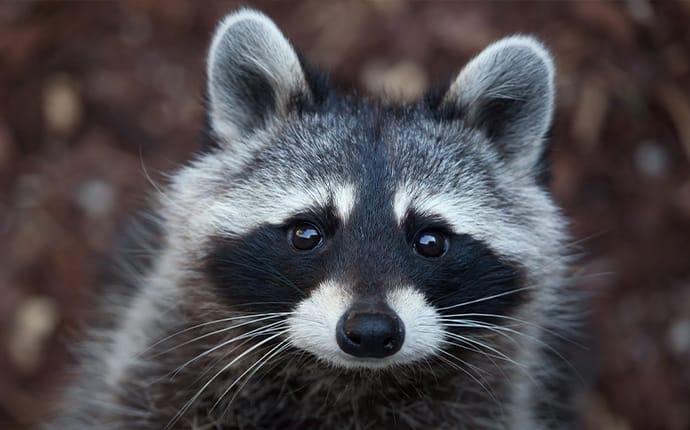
[{"xmin": 336, "ymin": 304, "xmax": 405, "ymax": 359}]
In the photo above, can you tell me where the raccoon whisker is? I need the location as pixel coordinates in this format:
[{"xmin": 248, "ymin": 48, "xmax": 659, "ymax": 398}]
[
  {"xmin": 439, "ymin": 336, "xmax": 519, "ymax": 369},
  {"xmin": 425, "ymin": 341, "xmax": 487, "ymax": 376},
  {"xmin": 441, "ymin": 332, "xmax": 560, "ymax": 404},
  {"xmin": 444, "ymin": 324, "xmax": 524, "ymax": 368},
  {"xmin": 442, "ymin": 321, "xmax": 531, "ymax": 346},
  {"xmin": 286, "ymin": 315, "xmax": 328, "ymax": 328},
  {"xmin": 438, "ymin": 313, "xmax": 536, "ymax": 325},
  {"xmin": 439, "ymin": 334, "xmax": 523, "ymax": 389},
  {"xmin": 139, "ymin": 151, "xmax": 193, "ymax": 216},
  {"xmin": 438, "ymin": 334, "xmax": 501, "ymax": 357},
  {"xmin": 253, "ymin": 341, "xmax": 300, "ymax": 385},
  {"xmin": 152, "ymin": 315, "xmax": 291, "ymax": 359},
  {"xmin": 440, "ymin": 332, "xmax": 525, "ymax": 370},
  {"xmin": 184, "ymin": 325, "xmax": 293, "ymax": 389},
  {"xmin": 254, "ymin": 257, "xmax": 308, "ymax": 292},
  {"xmin": 427, "ymin": 271, "xmax": 523, "ymax": 307},
  {"xmin": 418, "ymin": 354, "xmax": 438, "ymax": 381},
  {"xmin": 437, "ymin": 318, "xmax": 528, "ymax": 334},
  {"xmin": 434, "ymin": 286, "xmax": 538, "ymax": 312},
  {"xmin": 150, "ymin": 335, "xmax": 247, "ymax": 387},
  {"xmin": 214, "ymin": 338, "xmax": 294, "ymax": 413},
  {"xmin": 490, "ymin": 326, "xmax": 583, "ymax": 383},
  {"xmin": 212, "ymin": 301, "xmax": 298, "ymax": 309},
  {"xmin": 171, "ymin": 321, "xmax": 290, "ymax": 377},
  {"xmin": 437, "ymin": 313, "xmax": 585, "ymax": 348},
  {"xmin": 167, "ymin": 330, "xmax": 289, "ymax": 430},
  {"xmin": 270, "ymin": 349, "xmax": 308, "ymax": 404},
  {"xmin": 423, "ymin": 316, "xmax": 524, "ymax": 344},
  {"xmin": 443, "ymin": 318, "xmax": 548, "ymax": 345},
  {"xmin": 141, "ymin": 312, "xmax": 294, "ymax": 355},
  {"xmin": 565, "ymin": 270, "xmax": 615, "ymax": 283},
  {"xmin": 438, "ymin": 337, "xmax": 520, "ymax": 391},
  {"xmin": 562, "ymin": 230, "xmax": 609, "ymax": 251},
  {"xmin": 441, "ymin": 320, "xmax": 581, "ymax": 381},
  {"xmin": 180, "ymin": 331, "xmax": 289, "ymax": 386},
  {"xmin": 433, "ymin": 349, "xmax": 502, "ymax": 411},
  {"xmin": 441, "ymin": 314, "xmax": 585, "ymax": 374}
]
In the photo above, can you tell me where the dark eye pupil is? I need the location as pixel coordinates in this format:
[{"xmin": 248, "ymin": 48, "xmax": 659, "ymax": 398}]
[
  {"xmin": 291, "ymin": 222, "xmax": 322, "ymax": 251},
  {"xmin": 414, "ymin": 230, "xmax": 446, "ymax": 258}
]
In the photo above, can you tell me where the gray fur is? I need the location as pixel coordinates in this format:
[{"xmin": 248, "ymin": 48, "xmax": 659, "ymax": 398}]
[
  {"xmin": 46, "ymin": 9, "xmax": 576, "ymax": 430},
  {"xmin": 207, "ymin": 9, "xmax": 310, "ymax": 142},
  {"xmin": 444, "ymin": 36, "xmax": 555, "ymax": 172}
]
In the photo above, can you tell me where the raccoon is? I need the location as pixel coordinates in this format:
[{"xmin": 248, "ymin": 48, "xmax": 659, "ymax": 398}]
[{"xmin": 48, "ymin": 9, "xmax": 576, "ymax": 430}]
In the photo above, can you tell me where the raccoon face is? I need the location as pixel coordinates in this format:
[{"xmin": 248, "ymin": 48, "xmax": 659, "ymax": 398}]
[{"xmin": 165, "ymin": 10, "xmax": 565, "ymax": 371}]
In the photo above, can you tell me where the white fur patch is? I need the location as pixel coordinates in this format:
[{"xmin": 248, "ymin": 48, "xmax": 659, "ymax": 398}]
[
  {"xmin": 287, "ymin": 281, "xmax": 443, "ymax": 369},
  {"xmin": 287, "ymin": 280, "xmax": 351, "ymax": 365},
  {"xmin": 199, "ymin": 182, "xmax": 356, "ymax": 239},
  {"xmin": 386, "ymin": 286, "xmax": 444, "ymax": 362},
  {"xmin": 207, "ymin": 184, "xmax": 330, "ymax": 237},
  {"xmin": 393, "ymin": 187, "xmax": 412, "ymax": 225},
  {"xmin": 333, "ymin": 183, "xmax": 357, "ymax": 222}
]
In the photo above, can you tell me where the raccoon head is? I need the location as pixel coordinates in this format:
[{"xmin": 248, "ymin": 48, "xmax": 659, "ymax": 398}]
[{"xmin": 164, "ymin": 9, "xmax": 565, "ymax": 373}]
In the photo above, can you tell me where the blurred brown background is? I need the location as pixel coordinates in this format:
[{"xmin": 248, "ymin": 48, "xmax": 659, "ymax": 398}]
[{"xmin": 1, "ymin": 1, "xmax": 689, "ymax": 429}]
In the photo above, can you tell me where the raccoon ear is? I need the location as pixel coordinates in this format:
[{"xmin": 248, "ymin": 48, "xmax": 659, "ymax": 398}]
[
  {"xmin": 441, "ymin": 36, "xmax": 555, "ymax": 171},
  {"xmin": 206, "ymin": 9, "xmax": 310, "ymax": 142}
]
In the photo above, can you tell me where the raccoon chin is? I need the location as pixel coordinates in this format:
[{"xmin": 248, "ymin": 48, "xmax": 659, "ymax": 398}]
[{"xmin": 286, "ymin": 281, "xmax": 444, "ymax": 370}]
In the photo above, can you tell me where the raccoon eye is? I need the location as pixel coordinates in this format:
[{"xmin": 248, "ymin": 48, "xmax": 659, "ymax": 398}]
[
  {"xmin": 290, "ymin": 222, "xmax": 323, "ymax": 251},
  {"xmin": 413, "ymin": 229, "xmax": 447, "ymax": 258}
]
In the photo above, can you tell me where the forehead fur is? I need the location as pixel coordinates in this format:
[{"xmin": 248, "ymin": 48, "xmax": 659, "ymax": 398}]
[{"xmin": 165, "ymin": 100, "xmax": 565, "ymax": 275}]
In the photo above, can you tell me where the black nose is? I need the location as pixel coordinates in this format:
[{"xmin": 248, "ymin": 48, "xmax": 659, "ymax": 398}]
[{"xmin": 336, "ymin": 306, "xmax": 405, "ymax": 358}]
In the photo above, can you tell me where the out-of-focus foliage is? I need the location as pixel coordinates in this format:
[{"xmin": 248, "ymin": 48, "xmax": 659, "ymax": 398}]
[{"xmin": 0, "ymin": 1, "xmax": 688, "ymax": 429}]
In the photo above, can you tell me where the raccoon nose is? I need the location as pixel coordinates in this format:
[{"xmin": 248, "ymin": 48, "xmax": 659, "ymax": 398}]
[{"xmin": 336, "ymin": 305, "xmax": 405, "ymax": 358}]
